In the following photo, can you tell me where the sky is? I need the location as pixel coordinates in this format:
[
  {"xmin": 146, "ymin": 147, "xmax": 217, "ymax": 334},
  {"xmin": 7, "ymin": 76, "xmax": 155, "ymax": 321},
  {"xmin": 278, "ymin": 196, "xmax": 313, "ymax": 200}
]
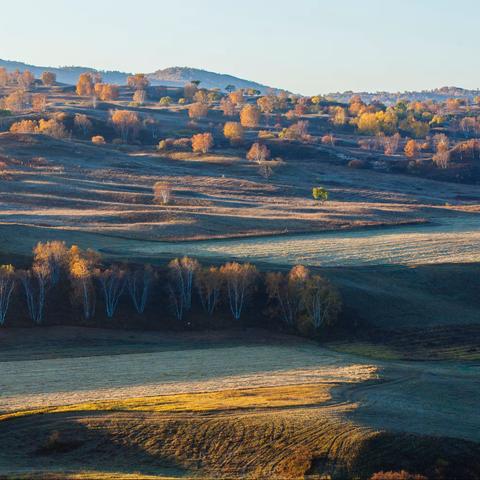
[{"xmin": 0, "ymin": 0, "xmax": 478, "ymax": 95}]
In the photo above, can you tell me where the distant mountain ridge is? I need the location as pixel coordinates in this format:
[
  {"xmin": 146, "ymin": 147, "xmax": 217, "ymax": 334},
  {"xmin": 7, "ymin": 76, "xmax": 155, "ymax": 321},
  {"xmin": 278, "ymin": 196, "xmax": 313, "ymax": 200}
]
[
  {"xmin": 327, "ymin": 86, "xmax": 480, "ymax": 105},
  {"xmin": 0, "ymin": 59, "xmax": 283, "ymax": 93}
]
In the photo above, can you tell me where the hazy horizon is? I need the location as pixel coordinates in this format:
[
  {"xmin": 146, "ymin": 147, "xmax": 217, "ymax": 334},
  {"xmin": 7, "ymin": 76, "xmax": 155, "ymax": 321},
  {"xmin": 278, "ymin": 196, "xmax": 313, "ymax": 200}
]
[{"xmin": 0, "ymin": 0, "xmax": 479, "ymax": 95}]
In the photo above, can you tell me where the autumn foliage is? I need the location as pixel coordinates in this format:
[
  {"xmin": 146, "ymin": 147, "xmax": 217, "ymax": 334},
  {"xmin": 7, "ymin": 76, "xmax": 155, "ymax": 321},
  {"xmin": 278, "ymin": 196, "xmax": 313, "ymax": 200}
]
[
  {"xmin": 223, "ymin": 122, "xmax": 244, "ymax": 144},
  {"xmin": 240, "ymin": 104, "xmax": 261, "ymax": 128},
  {"xmin": 192, "ymin": 133, "xmax": 214, "ymax": 154}
]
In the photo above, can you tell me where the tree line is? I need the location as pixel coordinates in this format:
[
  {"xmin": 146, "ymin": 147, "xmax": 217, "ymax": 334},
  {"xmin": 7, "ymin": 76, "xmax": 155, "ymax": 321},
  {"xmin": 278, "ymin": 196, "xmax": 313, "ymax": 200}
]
[{"xmin": 0, "ymin": 242, "xmax": 340, "ymax": 335}]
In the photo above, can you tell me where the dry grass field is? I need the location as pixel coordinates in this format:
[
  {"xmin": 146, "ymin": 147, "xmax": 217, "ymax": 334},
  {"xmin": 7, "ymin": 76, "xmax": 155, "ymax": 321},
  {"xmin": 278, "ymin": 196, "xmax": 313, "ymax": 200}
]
[{"xmin": 0, "ymin": 328, "xmax": 479, "ymax": 479}]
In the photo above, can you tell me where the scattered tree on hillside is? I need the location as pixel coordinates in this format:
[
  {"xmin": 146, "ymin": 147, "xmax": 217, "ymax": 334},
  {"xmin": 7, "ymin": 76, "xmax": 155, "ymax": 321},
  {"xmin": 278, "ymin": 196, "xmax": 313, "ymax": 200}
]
[
  {"xmin": 312, "ymin": 187, "xmax": 328, "ymax": 202},
  {"xmin": 36, "ymin": 118, "xmax": 68, "ymax": 139},
  {"xmin": 10, "ymin": 120, "xmax": 37, "ymax": 134},
  {"xmin": 127, "ymin": 73, "xmax": 150, "ymax": 90},
  {"xmin": 132, "ymin": 89, "xmax": 147, "ymax": 105},
  {"xmin": 76, "ymin": 73, "xmax": 94, "ymax": 96},
  {"xmin": 1, "ymin": 90, "xmax": 29, "ymax": 112},
  {"xmin": 153, "ymin": 181, "xmax": 172, "ymax": 205},
  {"xmin": 188, "ymin": 102, "xmax": 208, "ymax": 119},
  {"xmin": 74, "ymin": 113, "xmax": 93, "ymax": 136},
  {"xmin": 96, "ymin": 265, "xmax": 126, "ymax": 318},
  {"xmin": 229, "ymin": 90, "xmax": 244, "ymax": 105},
  {"xmin": 19, "ymin": 70, "xmax": 35, "ymax": 89},
  {"xmin": 110, "ymin": 109, "xmax": 141, "ymax": 142},
  {"xmin": 41, "ymin": 71, "xmax": 56, "ymax": 86},
  {"xmin": 246, "ymin": 142, "xmax": 270, "ymax": 163},
  {"xmin": 194, "ymin": 89, "xmax": 209, "ymax": 104},
  {"xmin": 95, "ymin": 83, "xmax": 119, "ymax": 101},
  {"xmin": 384, "ymin": 133, "xmax": 401, "ymax": 155},
  {"xmin": 223, "ymin": 121, "xmax": 244, "ymax": 144},
  {"xmin": 220, "ymin": 262, "xmax": 257, "ymax": 321},
  {"xmin": 404, "ymin": 139, "xmax": 419, "ymax": 158},
  {"xmin": 240, "ymin": 104, "xmax": 260, "ymax": 128},
  {"xmin": 279, "ymin": 120, "xmax": 309, "ymax": 141},
  {"xmin": 432, "ymin": 133, "xmax": 450, "ymax": 169},
  {"xmin": 0, "ymin": 67, "xmax": 8, "ymax": 87},
  {"xmin": 220, "ymin": 97, "xmax": 236, "ymax": 116},
  {"xmin": 0, "ymin": 265, "xmax": 15, "ymax": 325},
  {"xmin": 184, "ymin": 82, "xmax": 198, "ymax": 100},
  {"xmin": 159, "ymin": 96, "xmax": 172, "ymax": 106},
  {"xmin": 192, "ymin": 132, "xmax": 214, "ymax": 153},
  {"xmin": 225, "ymin": 84, "xmax": 236, "ymax": 93},
  {"xmin": 32, "ymin": 93, "xmax": 47, "ymax": 112},
  {"xmin": 127, "ymin": 264, "xmax": 155, "ymax": 314},
  {"xmin": 330, "ymin": 106, "xmax": 347, "ymax": 126}
]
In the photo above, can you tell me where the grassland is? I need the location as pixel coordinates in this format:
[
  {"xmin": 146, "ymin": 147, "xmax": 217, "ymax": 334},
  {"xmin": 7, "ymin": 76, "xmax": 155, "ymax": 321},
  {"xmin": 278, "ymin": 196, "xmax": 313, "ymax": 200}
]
[{"xmin": 1, "ymin": 329, "xmax": 479, "ymax": 479}]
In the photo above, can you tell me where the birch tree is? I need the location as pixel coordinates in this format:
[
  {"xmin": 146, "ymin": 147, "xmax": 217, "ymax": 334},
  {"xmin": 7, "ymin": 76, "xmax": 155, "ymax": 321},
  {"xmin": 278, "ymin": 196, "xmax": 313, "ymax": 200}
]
[
  {"xmin": 69, "ymin": 246, "xmax": 99, "ymax": 320},
  {"xmin": 127, "ymin": 264, "xmax": 155, "ymax": 314},
  {"xmin": 96, "ymin": 265, "xmax": 126, "ymax": 318},
  {"xmin": 301, "ymin": 275, "xmax": 341, "ymax": 330},
  {"xmin": 266, "ymin": 265, "xmax": 309, "ymax": 327},
  {"xmin": 195, "ymin": 266, "xmax": 222, "ymax": 315},
  {"xmin": 33, "ymin": 241, "xmax": 69, "ymax": 286},
  {"xmin": 0, "ymin": 265, "xmax": 15, "ymax": 325},
  {"xmin": 18, "ymin": 262, "xmax": 52, "ymax": 325},
  {"xmin": 220, "ymin": 262, "xmax": 257, "ymax": 321},
  {"xmin": 167, "ymin": 257, "xmax": 199, "ymax": 320}
]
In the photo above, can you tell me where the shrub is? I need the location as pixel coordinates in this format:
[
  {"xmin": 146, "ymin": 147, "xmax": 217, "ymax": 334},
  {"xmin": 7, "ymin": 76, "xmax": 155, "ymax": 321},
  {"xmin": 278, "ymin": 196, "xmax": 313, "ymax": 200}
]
[{"xmin": 91, "ymin": 135, "xmax": 106, "ymax": 145}]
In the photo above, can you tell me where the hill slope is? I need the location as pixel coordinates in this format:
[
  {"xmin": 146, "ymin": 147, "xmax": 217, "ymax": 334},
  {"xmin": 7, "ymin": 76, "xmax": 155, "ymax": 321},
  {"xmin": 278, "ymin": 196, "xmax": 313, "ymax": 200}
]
[{"xmin": 0, "ymin": 59, "xmax": 282, "ymax": 93}]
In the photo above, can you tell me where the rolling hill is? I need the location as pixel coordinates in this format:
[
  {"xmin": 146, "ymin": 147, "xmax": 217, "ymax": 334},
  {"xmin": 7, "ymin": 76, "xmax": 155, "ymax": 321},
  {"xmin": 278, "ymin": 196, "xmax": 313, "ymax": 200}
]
[{"xmin": 0, "ymin": 59, "xmax": 282, "ymax": 93}]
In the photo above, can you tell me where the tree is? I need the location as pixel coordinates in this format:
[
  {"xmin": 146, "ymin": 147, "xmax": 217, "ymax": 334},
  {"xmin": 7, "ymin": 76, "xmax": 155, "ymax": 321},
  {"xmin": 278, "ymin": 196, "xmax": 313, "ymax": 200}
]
[
  {"xmin": 266, "ymin": 265, "xmax": 309, "ymax": 327},
  {"xmin": 154, "ymin": 181, "xmax": 172, "ymax": 205},
  {"xmin": 32, "ymin": 93, "xmax": 47, "ymax": 112},
  {"xmin": 95, "ymin": 83, "xmax": 119, "ymax": 101},
  {"xmin": 76, "ymin": 73, "xmax": 94, "ymax": 96},
  {"xmin": 404, "ymin": 139, "xmax": 419, "ymax": 158},
  {"xmin": 225, "ymin": 84, "xmax": 236, "ymax": 93},
  {"xmin": 194, "ymin": 89, "xmax": 209, "ymax": 104},
  {"xmin": 279, "ymin": 121, "xmax": 309, "ymax": 141},
  {"xmin": 18, "ymin": 261, "xmax": 52, "ymax": 325},
  {"xmin": 127, "ymin": 264, "xmax": 155, "ymax": 314},
  {"xmin": 247, "ymin": 143, "xmax": 270, "ymax": 163},
  {"xmin": 301, "ymin": 275, "xmax": 341, "ymax": 330},
  {"xmin": 168, "ymin": 257, "xmax": 200, "ymax": 321},
  {"xmin": 257, "ymin": 96, "xmax": 276, "ymax": 114},
  {"xmin": 132, "ymin": 89, "xmax": 147, "ymax": 105},
  {"xmin": 110, "ymin": 109, "xmax": 140, "ymax": 142},
  {"xmin": 96, "ymin": 265, "xmax": 126, "ymax": 318},
  {"xmin": 188, "ymin": 102, "xmax": 208, "ymax": 119},
  {"xmin": 2, "ymin": 89, "xmax": 29, "ymax": 112},
  {"xmin": 220, "ymin": 262, "xmax": 257, "ymax": 321},
  {"xmin": 0, "ymin": 265, "xmax": 15, "ymax": 325},
  {"xmin": 384, "ymin": 133, "xmax": 401, "ymax": 155},
  {"xmin": 36, "ymin": 118, "xmax": 68, "ymax": 139},
  {"xmin": 127, "ymin": 73, "xmax": 150, "ymax": 90},
  {"xmin": 159, "ymin": 96, "xmax": 172, "ymax": 106},
  {"xmin": 330, "ymin": 106, "xmax": 347, "ymax": 126},
  {"xmin": 220, "ymin": 97, "xmax": 236, "ymax": 116},
  {"xmin": 229, "ymin": 90, "xmax": 244, "ymax": 106},
  {"xmin": 184, "ymin": 82, "xmax": 198, "ymax": 100},
  {"xmin": 10, "ymin": 120, "xmax": 38, "ymax": 134},
  {"xmin": 33, "ymin": 241, "xmax": 70, "ymax": 286},
  {"xmin": 41, "ymin": 71, "xmax": 56, "ymax": 86},
  {"xmin": 223, "ymin": 122, "xmax": 244, "ymax": 144},
  {"xmin": 195, "ymin": 266, "xmax": 222, "ymax": 315},
  {"xmin": 240, "ymin": 104, "xmax": 260, "ymax": 128},
  {"xmin": 69, "ymin": 246, "xmax": 99, "ymax": 320},
  {"xmin": 432, "ymin": 133, "xmax": 450, "ymax": 169},
  {"xmin": 74, "ymin": 113, "xmax": 93, "ymax": 136},
  {"xmin": 0, "ymin": 67, "xmax": 8, "ymax": 87},
  {"xmin": 192, "ymin": 132, "xmax": 214, "ymax": 153},
  {"xmin": 312, "ymin": 187, "xmax": 328, "ymax": 202},
  {"xmin": 19, "ymin": 70, "xmax": 35, "ymax": 89}
]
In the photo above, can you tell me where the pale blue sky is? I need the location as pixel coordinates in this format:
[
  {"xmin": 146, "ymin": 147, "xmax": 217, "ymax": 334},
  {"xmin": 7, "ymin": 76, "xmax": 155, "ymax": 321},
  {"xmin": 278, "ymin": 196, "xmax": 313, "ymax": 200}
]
[{"xmin": 0, "ymin": 0, "xmax": 478, "ymax": 95}]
